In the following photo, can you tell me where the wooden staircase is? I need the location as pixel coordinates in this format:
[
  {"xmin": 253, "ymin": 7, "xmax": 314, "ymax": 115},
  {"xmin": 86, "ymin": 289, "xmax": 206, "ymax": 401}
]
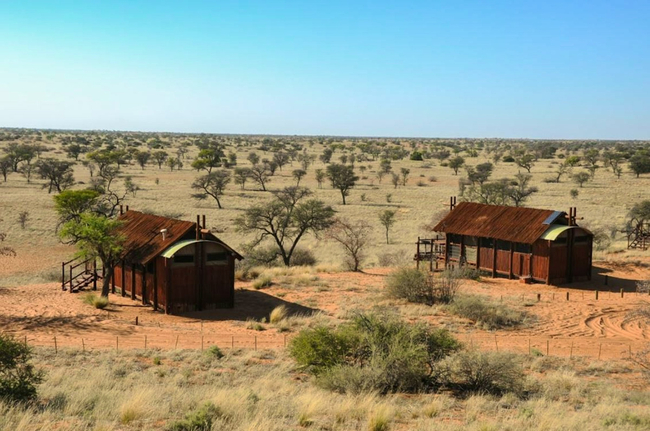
[
  {"xmin": 627, "ymin": 222, "xmax": 650, "ymax": 250},
  {"xmin": 61, "ymin": 257, "xmax": 103, "ymax": 293}
]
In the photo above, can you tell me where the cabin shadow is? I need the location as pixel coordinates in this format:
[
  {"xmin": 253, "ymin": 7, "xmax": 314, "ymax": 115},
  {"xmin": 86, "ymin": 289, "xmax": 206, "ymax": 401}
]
[
  {"xmin": 554, "ymin": 265, "xmax": 640, "ymax": 292},
  {"xmin": 182, "ymin": 289, "xmax": 321, "ymax": 322}
]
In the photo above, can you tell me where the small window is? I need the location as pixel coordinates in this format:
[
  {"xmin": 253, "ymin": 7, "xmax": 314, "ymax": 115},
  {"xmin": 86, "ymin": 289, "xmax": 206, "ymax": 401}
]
[
  {"xmin": 480, "ymin": 237, "xmax": 494, "ymax": 248},
  {"xmin": 497, "ymin": 240, "xmax": 511, "ymax": 251},
  {"xmin": 174, "ymin": 255, "xmax": 194, "ymax": 264},
  {"xmin": 515, "ymin": 243, "xmax": 532, "ymax": 253},
  {"xmin": 207, "ymin": 252, "xmax": 228, "ymax": 262}
]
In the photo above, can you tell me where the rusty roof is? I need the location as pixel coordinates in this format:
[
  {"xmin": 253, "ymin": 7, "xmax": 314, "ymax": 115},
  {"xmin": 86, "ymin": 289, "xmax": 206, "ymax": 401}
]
[
  {"xmin": 432, "ymin": 202, "xmax": 567, "ymax": 244},
  {"xmin": 116, "ymin": 211, "xmax": 242, "ymax": 264}
]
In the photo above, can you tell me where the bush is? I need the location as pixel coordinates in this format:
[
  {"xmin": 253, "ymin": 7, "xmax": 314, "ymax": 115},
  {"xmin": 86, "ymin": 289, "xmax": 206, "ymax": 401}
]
[
  {"xmin": 385, "ymin": 267, "xmax": 432, "ymax": 304},
  {"xmin": 290, "ymin": 248, "xmax": 317, "ymax": 266},
  {"xmin": 437, "ymin": 350, "xmax": 525, "ymax": 396},
  {"xmin": 0, "ymin": 334, "xmax": 44, "ymax": 404},
  {"xmin": 385, "ymin": 267, "xmax": 462, "ymax": 305},
  {"xmin": 206, "ymin": 345, "xmax": 224, "ymax": 359},
  {"xmin": 290, "ymin": 313, "xmax": 461, "ymax": 394},
  {"xmin": 447, "ymin": 295, "xmax": 527, "ymax": 329},
  {"xmin": 167, "ymin": 402, "xmax": 226, "ymax": 431},
  {"xmin": 377, "ymin": 251, "xmax": 410, "ymax": 267}
]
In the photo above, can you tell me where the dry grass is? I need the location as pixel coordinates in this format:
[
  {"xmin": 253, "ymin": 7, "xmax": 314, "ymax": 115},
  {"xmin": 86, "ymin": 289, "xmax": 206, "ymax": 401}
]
[{"xmin": 0, "ymin": 347, "xmax": 648, "ymax": 430}]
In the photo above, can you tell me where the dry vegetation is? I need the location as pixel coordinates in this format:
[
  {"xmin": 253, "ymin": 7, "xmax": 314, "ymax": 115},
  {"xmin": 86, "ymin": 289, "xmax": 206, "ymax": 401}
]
[{"xmin": 2, "ymin": 129, "xmax": 650, "ymax": 429}]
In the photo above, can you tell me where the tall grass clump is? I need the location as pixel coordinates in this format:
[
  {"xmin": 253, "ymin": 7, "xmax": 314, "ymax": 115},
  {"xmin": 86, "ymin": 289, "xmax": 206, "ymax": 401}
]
[
  {"xmin": 289, "ymin": 312, "xmax": 461, "ymax": 394},
  {"xmin": 81, "ymin": 292, "xmax": 109, "ymax": 309},
  {"xmin": 269, "ymin": 305, "xmax": 288, "ymax": 324},
  {"xmin": 167, "ymin": 402, "xmax": 227, "ymax": 431},
  {"xmin": 447, "ymin": 295, "xmax": 527, "ymax": 329}
]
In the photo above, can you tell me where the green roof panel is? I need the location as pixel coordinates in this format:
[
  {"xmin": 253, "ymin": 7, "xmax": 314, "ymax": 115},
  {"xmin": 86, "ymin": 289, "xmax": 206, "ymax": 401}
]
[{"xmin": 160, "ymin": 240, "xmax": 219, "ymax": 258}]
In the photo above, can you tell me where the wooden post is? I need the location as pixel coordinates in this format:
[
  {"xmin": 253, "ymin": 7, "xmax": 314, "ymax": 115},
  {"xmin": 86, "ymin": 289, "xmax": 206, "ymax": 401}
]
[
  {"xmin": 166, "ymin": 258, "xmax": 172, "ymax": 314},
  {"xmin": 152, "ymin": 260, "xmax": 158, "ymax": 311},
  {"xmin": 509, "ymin": 242, "xmax": 514, "ymax": 279},
  {"xmin": 570, "ymin": 341, "xmax": 573, "ymax": 359},
  {"xmin": 111, "ymin": 264, "xmax": 116, "ymax": 294},
  {"xmin": 566, "ymin": 292, "xmax": 569, "ymax": 301},
  {"xmin": 142, "ymin": 265, "xmax": 147, "ymax": 305},
  {"xmin": 546, "ymin": 339, "xmax": 549, "ymax": 356},
  {"xmin": 254, "ymin": 336, "xmax": 257, "ymax": 351},
  {"xmin": 476, "ymin": 237, "xmax": 481, "ymax": 270},
  {"xmin": 175, "ymin": 335, "xmax": 179, "ymax": 349},
  {"xmin": 121, "ymin": 260, "xmax": 126, "ymax": 297},
  {"xmin": 537, "ymin": 293, "xmax": 541, "ymax": 302},
  {"xmin": 459, "ymin": 235, "xmax": 465, "ymax": 267},
  {"xmin": 54, "ymin": 336, "xmax": 57, "ymax": 354},
  {"xmin": 231, "ymin": 336, "xmax": 234, "ymax": 349},
  {"xmin": 69, "ymin": 265, "xmax": 73, "ymax": 293},
  {"xmin": 131, "ymin": 263, "xmax": 136, "ymax": 300},
  {"xmin": 444, "ymin": 234, "xmax": 450, "ymax": 269},
  {"xmin": 202, "ymin": 214, "xmax": 206, "ymax": 229},
  {"xmin": 620, "ymin": 288, "xmax": 624, "ymax": 298},
  {"xmin": 416, "ymin": 237, "xmax": 420, "ymax": 270},
  {"xmin": 492, "ymin": 239, "xmax": 497, "ymax": 278},
  {"xmin": 61, "ymin": 262, "xmax": 65, "ymax": 290},
  {"xmin": 116, "ymin": 336, "xmax": 119, "ymax": 351},
  {"xmin": 82, "ymin": 338, "xmax": 85, "ymax": 352},
  {"xmin": 595, "ymin": 290, "xmax": 598, "ymax": 300}
]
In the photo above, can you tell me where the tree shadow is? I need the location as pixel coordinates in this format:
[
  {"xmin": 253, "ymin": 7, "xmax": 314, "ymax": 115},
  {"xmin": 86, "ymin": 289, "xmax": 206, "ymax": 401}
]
[
  {"xmin": 182, "ymin": 289, "xmax": 321, "ymax": 322},
  {"xmin": 0, "ymin": 313, "xmax": 134, "ymax": 335}
]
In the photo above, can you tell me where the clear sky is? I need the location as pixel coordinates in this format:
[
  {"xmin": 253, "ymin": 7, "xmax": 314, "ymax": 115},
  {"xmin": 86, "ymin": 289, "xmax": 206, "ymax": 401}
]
[{"xmin": 1, "ymin": 1, "xmax": 649, "ymax": 139}]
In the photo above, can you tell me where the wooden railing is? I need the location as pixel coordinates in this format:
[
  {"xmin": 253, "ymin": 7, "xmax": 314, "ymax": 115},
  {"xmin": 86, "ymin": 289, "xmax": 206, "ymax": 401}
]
[{"xmin": 61, "ymin": 257, "xmax": 103, "ymax": 293}]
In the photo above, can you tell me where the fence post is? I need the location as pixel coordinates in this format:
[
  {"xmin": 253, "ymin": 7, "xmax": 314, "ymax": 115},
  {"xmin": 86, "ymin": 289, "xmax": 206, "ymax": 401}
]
[
  {"xmin": 566, "ymin": 292, "xmax": 569, "ymax": 301},
  {"xmin": 69, "ymin": 266, "xmax": 73, "ymax": 293},
  {"xmin": 231, "ymin": 336, "xmax": 234, "ymax": 349},
  {"xmin": 144, "ymin": 335, "xmax": 147, "ymax": 350},
  {"xmin": 546, "ymin": 340, "xmax": 549, "ymax": 356},
  {"xmin": 175, "ymin": 335, "xmax": 179, "ymax": 349},
  {"xmin": 570, "ymin": 342, "xmax": 573, "ymax": 359},
  {"xmin": 201, "ymin": 335, "xmax": 204, "ymax": 351},
  {"xmin": 537, "ymin": 293, "xmax": 541, "ymax": 302},
  {"xmin": 255, "ymin": 336, "xmax": 257, "ymax": 351},
  {"xmin": 116, "ymin": 336, "xmax": 119, "ymax": 351},
  {"xmin": 82, "ymin": 338, "xmax": 85, "ymax": 352},
  {"xmin": 620, "ymin": 288, "xmax": 624, "ymax": 298},
  {"xmin": 54, "ymin": 336, "xmax": 58, "ymax": 354},
  {"xmin": 595, "ymin": 290, "xmax": 599, "ymax": 300},
  {"xmin": 61, "ymin": 262, "xmax": 65, "ymax": 290}
]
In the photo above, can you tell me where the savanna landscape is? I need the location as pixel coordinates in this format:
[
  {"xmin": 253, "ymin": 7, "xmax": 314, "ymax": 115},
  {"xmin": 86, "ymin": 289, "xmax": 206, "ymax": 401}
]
[{"xmin": 1, "ymin": 129, "xmax": 650, "ymax": 430}]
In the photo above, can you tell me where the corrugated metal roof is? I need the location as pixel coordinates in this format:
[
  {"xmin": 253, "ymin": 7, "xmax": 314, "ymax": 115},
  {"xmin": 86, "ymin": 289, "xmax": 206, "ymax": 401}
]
[
  {"xmin": 116, "ymin": 211, "xmax": 242, "ymax": 264},
  {"xmin": 432, "ymin": 202, "xmax": 567, "ymax": 244}
]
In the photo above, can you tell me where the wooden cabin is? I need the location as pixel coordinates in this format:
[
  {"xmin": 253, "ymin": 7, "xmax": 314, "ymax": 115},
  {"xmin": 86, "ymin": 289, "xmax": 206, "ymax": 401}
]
[
  {"xmin": 111, "ymin": 210, "xmax": 243, "ymax": 314},
  {"xmin": 430, "ymin": 202, "xmax": 593, "ymax": 284}
]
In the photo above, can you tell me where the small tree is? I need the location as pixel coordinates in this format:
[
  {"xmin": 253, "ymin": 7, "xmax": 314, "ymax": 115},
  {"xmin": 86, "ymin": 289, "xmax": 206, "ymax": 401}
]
[
  {"xmin": 247, "ymin": 152, "xmax": 260, "ymax": 166},
  {"xmin": 0, "ymin": 334, "xmax": 44, "ymax": 403},
  {"xmin": 391, "ymin": 172, "xmax": 400, "ymax": 189},
  {"xmin": 514, "ymin": 152, "xmax": 535, "ymax": 173},
  {"xmin": 292, "ymin": 169, "xmax": 307, "ymax": 186},
  {"xmin": 379, "ymin": 210, "xmax": 396, "ymax": 244},
  {"xmin": 233, "ymin": 167, "xmax": 251, "ymax": 190},
  {"xmin": 570, "ymin": 188, "xmax": 579, "ymax": 199},
  {"xmin": 18, "ymin": 211, "xmax": 29, "ymax": 229},
  {"xmin": 35, "ymin": 159, "xmax": 75, "ymax": 193},
  {"xmin": 58, "ymin": 212, "xmax": 124, "ymax": 297},
  {"xmin": 326, "ymin": 163, "xmax": 359, "ymax": 205},
  {"xmin": 0, "ymin": 157, "xmax": 11, "ymax": 182},
  {"xmin": 315, "ymin": 168, "xmax": 325, "ymax": 189},
  {"xmin": 508, "ymin": 173, "xmax": 538, "ymax": 207},
  {"xmin": 152, "ymin": 150, "xmax": 168, "ymax": 169},
  {"xmin": 191, "ymin": 170, "xmax": 231, "ymax": 209},
  {"xmin": 572, "ymin": 171, "xmax": 591, "ymax": 188},
  {"xmin": 135, "ymin": 151, "xmax": 151, "ymax": 170},
  {"xmin": 273, "ymin": 151, "xmax": 290, "ymax": 171},
  {"xmin": 192, "ymin": 148, "xmax": 223, "ymax": 173},
  {"xmin": 235, "ymin": 187, "xmax": 335, "ymax": 266},
  {"xmin": 326, "ymin": 218, "xmax": 371, "ymax": 271},
  {"xmin": 448, "ymin": 156, "xmax": 465, "ymax": 175},
  {"xmin": 629, "ymin": 151, "xmax": 650, "ymax": 178},
  {"xmin": 249, "ymin": 162, "xmax": 272, "ymax": 191}
]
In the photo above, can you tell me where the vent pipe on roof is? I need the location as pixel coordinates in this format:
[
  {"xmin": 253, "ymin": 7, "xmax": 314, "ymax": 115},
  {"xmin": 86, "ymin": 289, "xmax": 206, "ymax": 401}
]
[
  {"xmin": 160, "ymin": 229, "xmax": 167, "ymax": 240},
  {"xmin": 202, "ymin": 214, "xmax": 206, "ymax": 229}
]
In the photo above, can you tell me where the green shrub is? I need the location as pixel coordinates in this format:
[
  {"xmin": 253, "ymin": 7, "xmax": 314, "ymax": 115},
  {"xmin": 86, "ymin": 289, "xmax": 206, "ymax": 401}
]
[
  {"xmin": 290, "ymin": 248, "xmax": 317, "ymax": 266},
  {"xmin": 0, "ymin": 334, "xmax": 44, "ymax": 404},
  {"xmin": 290, "ymin": 313, "xmax": 461, "ymax": 394},
  {"xmin": 167, "ymin": 402, "xmax": 226, "ymax": 431},
  {"xmin": 385, "ymin": 267, "xmax": 432, "ymax": 305},
  {"xmin": 437, "ymin": 350, "xmax": 525, "ymax": 396},
  {"xmin": 206, "ymin": 345, "xmax": 224, "ymax": 359},
  {"xmin": 447, "ymin": 295, "xmax": 527, "ymax": 329}
]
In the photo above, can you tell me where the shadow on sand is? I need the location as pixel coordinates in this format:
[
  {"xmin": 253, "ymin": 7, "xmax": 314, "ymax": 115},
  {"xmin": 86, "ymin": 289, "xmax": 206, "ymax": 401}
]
[{"xmin": 182, "ymin": 288, "xmax": 321, "ymax": 322}]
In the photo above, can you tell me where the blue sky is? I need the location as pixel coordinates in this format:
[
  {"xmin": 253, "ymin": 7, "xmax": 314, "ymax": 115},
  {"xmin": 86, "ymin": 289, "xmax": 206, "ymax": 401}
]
[{"xmin": 1, "ymin": 1, "xmax": 649, "ymax": 139}]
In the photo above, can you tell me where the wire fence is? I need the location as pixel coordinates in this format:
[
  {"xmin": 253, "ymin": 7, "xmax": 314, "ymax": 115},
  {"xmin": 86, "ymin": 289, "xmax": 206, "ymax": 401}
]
[{"xmin": 6, "ymin": 330, "xmax": 644, "ymax": 361}]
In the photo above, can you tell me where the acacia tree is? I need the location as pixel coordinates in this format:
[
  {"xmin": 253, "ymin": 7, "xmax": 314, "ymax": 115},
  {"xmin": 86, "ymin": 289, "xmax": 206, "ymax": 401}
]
[
  {"xmin": 379, "ymin": 210, "xmax": 396, "ymax": 244},
  {"xmin": 235, "ymin": 187, "xmax": 335, "ymax": 266},
  {"xmin": 448, "ymin": 156, "xmax": 465, "ymax": 175},
  {"xmin": 572, "ymin": 171, "xmax": 591, "ymax": 188},
  {"xmin": 152, "ymin": 150, "xmax": 168, "ymax": 169},
  {"xmin": 191, "ymin": 170, "xmax": 231, "ymax": 209},
  {"xmin": 55, "ymin": 191, "xmax": 125, "ymax": 298},
  {"xmin": 0, "ymin": 157, "xmax": 11, "ymax": 182},
  {"xmin": 326, "ymin": 163, "xmax": 359, "ymax": 205},
  {"xmin": 35, "ymin": 159, "xmax": 75, "ymax": 193},
  {"xmin": 326, "ymin": 218, "xmax": 371, "ymax": 271},
  {"xmin": 233, "ymin": 167, "xmax": 251, "ymax": 190},
  {"xmin": 292, "ymin": 169, "xmax": 307, "ymax": 186},
  {"xmin": 249, "ymin": 162, "xmax": 272, "ymax": 191},
  {"xmin": 135, "ymin": 151, "xmax": 151, "ymax": 170}
]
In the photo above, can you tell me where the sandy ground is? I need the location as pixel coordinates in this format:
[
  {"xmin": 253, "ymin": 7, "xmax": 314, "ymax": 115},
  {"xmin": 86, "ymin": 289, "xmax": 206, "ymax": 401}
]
[{"xmin": 1, "ymin": 259, "xmax": 649, "ymax": 360}]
